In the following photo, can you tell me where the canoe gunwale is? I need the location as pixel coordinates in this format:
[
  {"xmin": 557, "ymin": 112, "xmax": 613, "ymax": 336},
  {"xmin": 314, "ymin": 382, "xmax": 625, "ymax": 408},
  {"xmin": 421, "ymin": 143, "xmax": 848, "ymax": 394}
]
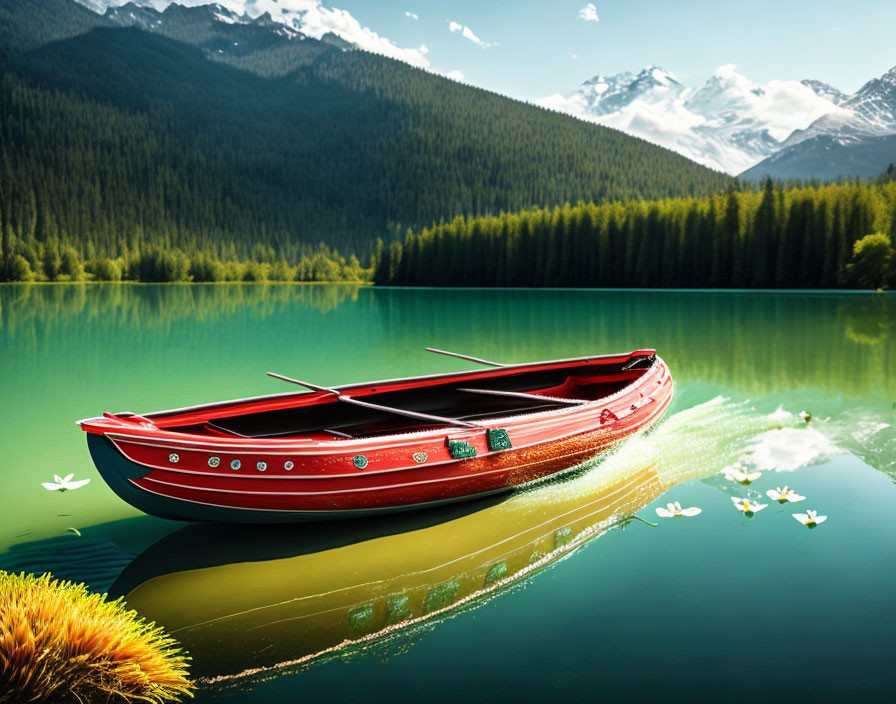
[
  {"xmin": 139, "ymin": 348, "xmax": 656, "ymax": 421},
  {"xmin": 78, "ymin": 350, "xmax": 663, "ymax": 451}
]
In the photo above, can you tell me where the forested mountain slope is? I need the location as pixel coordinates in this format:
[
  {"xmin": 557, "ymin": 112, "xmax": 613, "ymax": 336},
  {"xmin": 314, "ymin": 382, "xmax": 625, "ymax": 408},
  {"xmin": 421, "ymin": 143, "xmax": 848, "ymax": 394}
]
[
  {"xmin": 0, "ymin": 0, "xmax": 108, "ymax": 53},
  {"xmin": 741, "ymin": 133, "xmax": 896, "ymax": 181},
  {"xmin": 0, "ymin": 0, "xmax": 729, "ymax": 263}
]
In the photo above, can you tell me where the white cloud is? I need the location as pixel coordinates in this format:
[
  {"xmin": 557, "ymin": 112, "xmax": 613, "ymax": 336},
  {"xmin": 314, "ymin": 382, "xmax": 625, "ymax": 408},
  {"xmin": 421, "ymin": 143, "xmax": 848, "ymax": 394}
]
[
  {"xmin": 569, "ymin": 52, "xmax": 578, "ymax": 60},
  {"xmin": 444, "ymin": 70, "xmax": 465, "ymax": 82},
  {"xmin": 263, "ymin": 1, "xmax": 431, "ymax": 68},
  {"xmin": 83, "ymin": 1, "xmax": 431, "ymax": 69},
  {"xmin": 703, "ymin": 64, "xmax": 849, "ymax": 142},
  {"xmin": 578, "ymin": 3, "xmax": 599, "ymax": 23},
  {"xmin": 405, "ymin": 11, "xmax": 418, "ymax": 20},
  {"xmin": 447, "ymin": 20, "xmax": 498, "ymax": 48},
  {"xmin": 756, "ymin": 82, "xmax": 846, "ymax": 140},
  {"xmin": 539, "ymin": 89, "xmax": 737, "ymax": 170},
  {"xmin": 714, "ymin": 63, "xmax": 738, "ymax": 80}
]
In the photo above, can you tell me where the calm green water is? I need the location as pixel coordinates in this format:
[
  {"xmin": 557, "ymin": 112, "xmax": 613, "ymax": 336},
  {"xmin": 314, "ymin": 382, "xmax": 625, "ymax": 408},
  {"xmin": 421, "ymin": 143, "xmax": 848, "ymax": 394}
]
[{"xmin": 1, "ymin": 284, "xmax": 894, "ymax": 701}]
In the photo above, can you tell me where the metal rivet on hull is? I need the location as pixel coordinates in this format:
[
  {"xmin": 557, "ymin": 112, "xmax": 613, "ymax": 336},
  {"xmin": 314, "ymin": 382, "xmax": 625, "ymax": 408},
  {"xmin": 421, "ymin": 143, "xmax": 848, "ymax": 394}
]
[
  {"xmin": 168, "ymin": 453, "xmax": 179, "ymax": 464},
  {"xmin": 208, "ymin": 456, "xmax": 220, "ymax": 468},
  {"xmin": 231, "ymin": 459, "xmax": 241, "ymax": 470},
  {"xmin": 256, "ymin": 461, "xmax": 267, "ymax": 472},
  {"xmin": 353, "ymin": 455, "xmax": 369, "ymax": 469},
  {"xmin": 284, "ymin": 461, "xmax": 294, "ymax": 471}
]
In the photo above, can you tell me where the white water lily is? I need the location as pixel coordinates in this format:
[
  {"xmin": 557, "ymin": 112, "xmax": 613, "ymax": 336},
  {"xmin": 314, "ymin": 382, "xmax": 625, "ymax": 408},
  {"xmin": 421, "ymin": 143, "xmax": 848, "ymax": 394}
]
[
  {"xmin": 766, "ymin": 486, "xmax": 805, "ymax": 503},
  {"xmin": 722, "ymin": 463, "xmax": 762, "ymax": 485},
  {"xmin": 41, "ymin": 473, "xmax": 91, "ymax": 492},
  {"xmin": 731, "ymin": 496, "xmax": 767, "ymax": 514},
  {"xmin": 793, "ymin": 509, "xmax": 827, "ymax": 527},
  {"xmin": 655, "ymin": 501, "xmax": 702, "ymax": 518}
]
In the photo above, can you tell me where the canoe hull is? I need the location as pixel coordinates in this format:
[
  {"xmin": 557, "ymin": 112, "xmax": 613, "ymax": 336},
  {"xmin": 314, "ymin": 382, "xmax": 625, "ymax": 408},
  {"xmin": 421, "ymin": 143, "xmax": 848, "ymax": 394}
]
[
  {"xmin": 87, "ymin": 432, "xmax": 519, "ymax": 522},
  {"xmin": 83, "ymin": 355, "xmax": 673, "ymax": 522}
]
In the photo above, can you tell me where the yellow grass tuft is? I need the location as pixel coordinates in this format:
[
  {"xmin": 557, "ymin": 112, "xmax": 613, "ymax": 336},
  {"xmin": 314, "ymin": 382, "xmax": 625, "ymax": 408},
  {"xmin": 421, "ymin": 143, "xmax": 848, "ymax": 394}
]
[{"xmin": 0, "ymin": 571, "xmax": 193, "ymax": 703}]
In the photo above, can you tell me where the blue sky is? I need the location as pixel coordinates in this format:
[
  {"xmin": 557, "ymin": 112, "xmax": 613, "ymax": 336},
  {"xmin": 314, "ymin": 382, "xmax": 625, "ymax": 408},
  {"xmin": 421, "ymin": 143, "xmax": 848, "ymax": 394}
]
[{"xmin": 329, "ymin": 0, "xmax": 896, "ymax": 98}]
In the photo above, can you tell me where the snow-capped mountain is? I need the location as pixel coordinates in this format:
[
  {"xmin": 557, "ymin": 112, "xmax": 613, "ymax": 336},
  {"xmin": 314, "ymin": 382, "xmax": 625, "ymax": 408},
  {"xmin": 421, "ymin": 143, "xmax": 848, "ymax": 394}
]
[
  {"xmin": 849, "ymin": 66, "xmax": 896, "ymax": 132},
  {"xmin": 97, "ymin": 0, "xmax": 357, "ymax": 55},
  {"xmin": 743, "ymin": 67, "xmax": 896, "ymax": 180},
  {"xmin": 82, "ymin": 1, "xmax": 331, "ymax": 44},
  {"xmin": 575, "ymin": 66, "xmax": 686, "ymax": 116},
  {"xmin": 540, "ymin": 64, "xmax": 847, "ymax": 174},
  {"xmin": 782, "ymin": 66, "xmax": 896, "ymax": 150},
  {"xmin": 75, "ymin": 1, "xmax": 429, "ymax": 67},
  {"xmin": 800, "ymin": 79, "xmax": 848, "ymax": 106}
]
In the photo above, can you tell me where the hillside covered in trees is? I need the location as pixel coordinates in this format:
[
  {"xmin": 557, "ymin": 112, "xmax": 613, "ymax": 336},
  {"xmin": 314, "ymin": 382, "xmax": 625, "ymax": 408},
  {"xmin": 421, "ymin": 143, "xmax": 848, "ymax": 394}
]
[
  {"xmin": 0, "ymin": 0, "xmax": 731, "ymax": 281},
  {"xmin": 374, "ymin": 180, "xmax": 896, "ymax": 289}
]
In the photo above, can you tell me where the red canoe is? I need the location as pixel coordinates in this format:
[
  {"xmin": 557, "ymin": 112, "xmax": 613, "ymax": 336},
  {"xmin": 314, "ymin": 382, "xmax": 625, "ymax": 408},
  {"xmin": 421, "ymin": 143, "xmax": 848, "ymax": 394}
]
[{"xmin": 78, "ymin": 348, "xmax": 673, "ymax": 522}]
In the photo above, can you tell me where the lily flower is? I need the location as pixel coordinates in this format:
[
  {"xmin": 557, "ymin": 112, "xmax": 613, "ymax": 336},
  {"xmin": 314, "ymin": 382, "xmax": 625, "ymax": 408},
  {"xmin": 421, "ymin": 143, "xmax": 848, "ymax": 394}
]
[
  {"xmin": 731, "ymin": 496, "xmax": 767, "ymax": 515},
  {"xmin": 722, "ymin": 464, "xmax": 762, "ymax": 485},
  {"xmin": 41, "ymin": 474, "xmax": 91, "ymax": 492},
  {"xmin": 766, "ymin": 486, "xmax": 805, "ymax": 503},
  {"xmin": 655, "ymin": 501, "xmax": 702, "ymax": 518},
  {"xmin": 793, "ymin": 510, "xmax": 827, "ymax": 527}
]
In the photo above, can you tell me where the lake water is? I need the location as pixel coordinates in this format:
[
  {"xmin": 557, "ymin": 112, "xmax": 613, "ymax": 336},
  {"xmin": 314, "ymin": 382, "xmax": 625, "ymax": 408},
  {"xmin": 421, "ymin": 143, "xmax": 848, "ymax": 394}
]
[{"xmin": 1, "ymin": 284, "xmax": 894, "ymax": 701}]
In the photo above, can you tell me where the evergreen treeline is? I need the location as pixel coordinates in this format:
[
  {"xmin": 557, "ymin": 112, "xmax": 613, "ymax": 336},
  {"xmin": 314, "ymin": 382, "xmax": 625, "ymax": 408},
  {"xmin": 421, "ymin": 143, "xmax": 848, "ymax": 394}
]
[
  {"xmin": 0, "ymin": 240, "xmax": 370, "ymax": 283},
  {"xmin": 0, "ymin": 15, "xmax": 729, "ymax": 271},
  {"xmin": 375, "ymin": 180, "xmax": 896, "ymax": 289}
]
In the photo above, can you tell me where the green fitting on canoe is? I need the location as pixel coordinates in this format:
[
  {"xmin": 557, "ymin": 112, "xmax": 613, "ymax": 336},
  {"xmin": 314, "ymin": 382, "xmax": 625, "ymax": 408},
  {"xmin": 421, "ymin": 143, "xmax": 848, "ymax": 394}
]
[
  {"xmin": 554, "ymin": 526, "xmax": 573, "ymax": 549},
  {"xmin": 487, "ymin": 428, "xmax": 512, "ymax": 451},
  {"xmin": 447, "ymin": 439, "xmax": 476, "ymax": 459},
  {"xmin": 348, "ymin": 603, "xmax": 375, "ymax": 632},
  {"xmin": 484, "ymin": 562, "xmax": 508, "ymax": 587},
  {"xmin": 424, "ymin": 581, "xmax": 461, "ymax": 613},
  {"xmin": 386, "ymin": 594, "xmax": 412, "ymax": 623}
]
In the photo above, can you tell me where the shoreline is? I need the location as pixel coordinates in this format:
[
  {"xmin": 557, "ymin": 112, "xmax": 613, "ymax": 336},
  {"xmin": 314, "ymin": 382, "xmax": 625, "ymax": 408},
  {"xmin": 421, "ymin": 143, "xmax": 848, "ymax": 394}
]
[{"xmin": 0, "ymin": 282, "xmax": 890, "ymax": 293}]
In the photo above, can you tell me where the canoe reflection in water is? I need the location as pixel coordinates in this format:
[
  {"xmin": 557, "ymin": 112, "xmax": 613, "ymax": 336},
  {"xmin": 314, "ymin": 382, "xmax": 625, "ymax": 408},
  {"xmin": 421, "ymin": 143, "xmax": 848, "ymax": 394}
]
[{"xmin": 110, "ymin": 398, "xmax": 780, "ymax": 687}]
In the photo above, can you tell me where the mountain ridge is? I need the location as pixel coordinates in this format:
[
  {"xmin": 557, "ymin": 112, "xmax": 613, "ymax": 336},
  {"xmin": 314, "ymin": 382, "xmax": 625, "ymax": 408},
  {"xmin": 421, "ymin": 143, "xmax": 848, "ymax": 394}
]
[
  {"xmin": 539, "ymin": 64, "xmax": 848, "ymax": 174},
  {"xmin": 65, "ymin": 1, "xmax": 896, "ymax": 182},
  {"xmin": 744, "ymin": 66, "xmax": 896, "ymax": 179},
  {"xmin": 73, "ymin": 0, "xmax": 430, "ymax": 68},
  {"xmin": 541, "ymin": 62, "xmax": 896, "ymax": 178},
  {"xmin": 0, "ymin": 0, "xmax": 729, "ymax": 266}
]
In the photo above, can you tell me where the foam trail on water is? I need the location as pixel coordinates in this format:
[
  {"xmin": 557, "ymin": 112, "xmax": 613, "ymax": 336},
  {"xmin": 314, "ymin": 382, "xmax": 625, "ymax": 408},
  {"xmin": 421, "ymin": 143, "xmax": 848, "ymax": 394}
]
[
  {"xmin": 511, "ymin": 397, "xmax": 842, "ymax": 508},
  {"xmin": 731, "ymin": 426, "xmax": 840, "ymax": 474}
]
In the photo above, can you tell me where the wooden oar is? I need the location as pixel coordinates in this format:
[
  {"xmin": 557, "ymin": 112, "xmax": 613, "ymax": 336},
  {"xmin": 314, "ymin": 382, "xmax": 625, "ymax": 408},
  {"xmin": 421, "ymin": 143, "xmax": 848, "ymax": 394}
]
[
  {"xmin": 267, "ymin": 372, "xmax": 481, "ymax": 429},
  {"xmin": 456, "ymin": 387, "xmax": 590, "ymax": 405},
  {"xmin": 425, "ymin": 347, "xmax": 506, "ymax": 367}
]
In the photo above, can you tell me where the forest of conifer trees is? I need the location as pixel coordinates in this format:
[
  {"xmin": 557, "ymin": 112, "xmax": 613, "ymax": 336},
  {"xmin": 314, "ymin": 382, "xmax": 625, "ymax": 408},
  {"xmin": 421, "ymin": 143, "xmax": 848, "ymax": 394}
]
[
  {"xmin": 372, "ymin": 180, "xmax": 896, "ymax": 290},
  {"xmin": 4, "ymin": 179, "xmax": 896, "ymax": 287}
]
